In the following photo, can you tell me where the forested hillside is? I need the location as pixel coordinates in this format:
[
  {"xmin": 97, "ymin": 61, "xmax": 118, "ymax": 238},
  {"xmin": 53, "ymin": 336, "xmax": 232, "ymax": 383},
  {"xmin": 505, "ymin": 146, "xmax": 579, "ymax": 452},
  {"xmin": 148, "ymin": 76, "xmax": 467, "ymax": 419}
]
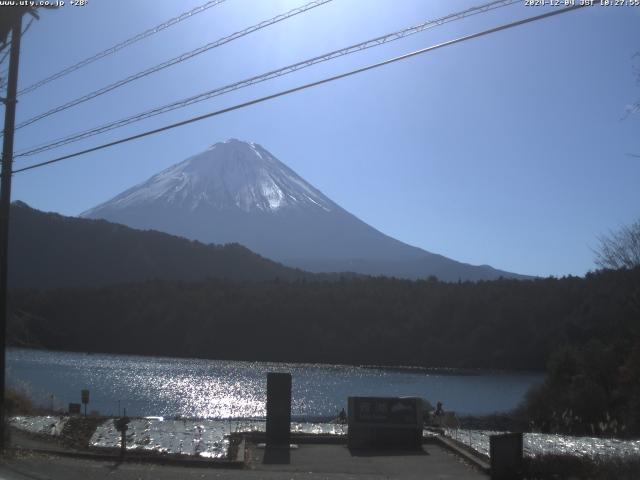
[
  {"xmin": 9, "ymin": 267, "xmax": 639, "ymax": 371},
  {"xmin": 8, "ymin": 201, "xmax": 317, "ymax": 289}
]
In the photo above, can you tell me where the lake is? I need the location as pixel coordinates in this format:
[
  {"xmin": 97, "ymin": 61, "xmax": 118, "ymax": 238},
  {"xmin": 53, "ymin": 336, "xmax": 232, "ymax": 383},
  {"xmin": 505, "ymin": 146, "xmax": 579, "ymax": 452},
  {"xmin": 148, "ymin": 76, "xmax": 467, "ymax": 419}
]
[{"xmin": 7, "ymin": 348, "xmax": 544, "ymax": 418}]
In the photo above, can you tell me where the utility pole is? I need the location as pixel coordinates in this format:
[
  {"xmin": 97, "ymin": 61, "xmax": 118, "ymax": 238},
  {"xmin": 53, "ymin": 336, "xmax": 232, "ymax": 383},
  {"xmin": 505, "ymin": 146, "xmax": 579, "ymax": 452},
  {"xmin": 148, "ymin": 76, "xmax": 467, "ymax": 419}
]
[{"xmin": 0, "ymin": 12, "xmax": 23, "ymax": 450}]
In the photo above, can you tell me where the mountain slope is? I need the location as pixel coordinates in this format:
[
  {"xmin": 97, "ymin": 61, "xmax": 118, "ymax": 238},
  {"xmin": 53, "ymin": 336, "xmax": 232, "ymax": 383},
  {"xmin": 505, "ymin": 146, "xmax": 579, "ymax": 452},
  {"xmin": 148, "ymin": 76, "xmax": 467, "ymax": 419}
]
[
  {"xmin": 8, "ymin": 201, "xmax": 315, "ymax": 290},
  {"xmin": 82, "ymin": 139, "xmax": 527, "ymax": 281}
]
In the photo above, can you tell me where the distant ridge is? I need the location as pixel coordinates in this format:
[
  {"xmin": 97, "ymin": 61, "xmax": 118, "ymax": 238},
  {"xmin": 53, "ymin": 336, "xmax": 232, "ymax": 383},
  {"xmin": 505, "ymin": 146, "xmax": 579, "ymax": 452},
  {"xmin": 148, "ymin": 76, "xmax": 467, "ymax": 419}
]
[
  {"xmin": 82, "ymin": 139, "xmax": 529, "ymax": 281},
  {"xmin": 8, "ymin": 201, "xmax": 317, "ymax": 290}
]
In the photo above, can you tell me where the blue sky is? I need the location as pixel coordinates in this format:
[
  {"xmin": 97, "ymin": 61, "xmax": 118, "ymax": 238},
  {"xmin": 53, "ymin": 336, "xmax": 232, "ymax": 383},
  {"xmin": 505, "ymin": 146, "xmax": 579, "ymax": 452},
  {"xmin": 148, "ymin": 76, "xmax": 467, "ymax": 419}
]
[{"xmin": 4, "ymin": 0, "xmax": 639, "ymax": 277}]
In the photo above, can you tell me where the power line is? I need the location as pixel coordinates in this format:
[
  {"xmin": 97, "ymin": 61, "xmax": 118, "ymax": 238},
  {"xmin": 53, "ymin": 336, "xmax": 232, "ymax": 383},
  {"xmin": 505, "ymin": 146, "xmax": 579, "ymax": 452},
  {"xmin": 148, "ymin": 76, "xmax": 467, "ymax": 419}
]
[
  {"xmin": 10, "ymin": 4, "xmax": 589, "ymax": 176},
  {"xmin": 11, "ymin": 0, "xmax": 334, "ymax": 131},
  {"xmin": 15, "ymin": 0, "xmax": 520, "ymax": 158},
  {"xmin": 17, "ymin": 0, "xmax": 228, "ymax": 96}
]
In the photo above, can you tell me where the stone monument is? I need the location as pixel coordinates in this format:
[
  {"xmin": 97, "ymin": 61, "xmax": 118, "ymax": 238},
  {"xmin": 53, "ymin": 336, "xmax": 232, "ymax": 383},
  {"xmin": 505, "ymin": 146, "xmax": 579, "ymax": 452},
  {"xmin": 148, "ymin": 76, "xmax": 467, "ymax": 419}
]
[{"xmin": 265, "ymin": 372, "xmax": 292, "ymax": 447}]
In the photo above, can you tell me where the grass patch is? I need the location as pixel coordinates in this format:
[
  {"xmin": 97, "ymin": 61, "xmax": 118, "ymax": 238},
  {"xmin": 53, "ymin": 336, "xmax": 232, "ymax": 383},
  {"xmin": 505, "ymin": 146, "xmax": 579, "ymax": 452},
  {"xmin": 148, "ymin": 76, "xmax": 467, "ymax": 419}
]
[{"xmin": 5, "ymin": 387, "xmax": 36, "ymax": 415}]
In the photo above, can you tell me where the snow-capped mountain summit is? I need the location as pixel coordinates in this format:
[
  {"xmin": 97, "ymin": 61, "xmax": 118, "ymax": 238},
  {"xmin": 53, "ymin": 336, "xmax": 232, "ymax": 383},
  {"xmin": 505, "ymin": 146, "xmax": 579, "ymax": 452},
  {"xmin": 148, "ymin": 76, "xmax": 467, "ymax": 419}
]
[
  {"xmin": 82, "ymin": 139, "xmax": 527, "ymax": 281},
  {"xmin": 83, "ymin": 139, "xmax": 333, "ymax": 215}
]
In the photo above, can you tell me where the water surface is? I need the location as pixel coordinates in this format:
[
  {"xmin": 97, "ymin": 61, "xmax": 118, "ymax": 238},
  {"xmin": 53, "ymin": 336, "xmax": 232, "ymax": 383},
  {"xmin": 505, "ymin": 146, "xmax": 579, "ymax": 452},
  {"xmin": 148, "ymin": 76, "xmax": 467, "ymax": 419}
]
[{"xmin": 7, "ymin": 348, "xmax": 543, "ymax": 418}]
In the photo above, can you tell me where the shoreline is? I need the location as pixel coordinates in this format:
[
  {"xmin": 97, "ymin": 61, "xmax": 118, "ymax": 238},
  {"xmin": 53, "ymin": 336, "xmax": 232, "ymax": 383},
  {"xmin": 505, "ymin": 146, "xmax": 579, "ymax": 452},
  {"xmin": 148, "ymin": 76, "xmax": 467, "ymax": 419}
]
[{"xmin": 7, "ymin": 345, "xmax": 547, "ymax": 376}]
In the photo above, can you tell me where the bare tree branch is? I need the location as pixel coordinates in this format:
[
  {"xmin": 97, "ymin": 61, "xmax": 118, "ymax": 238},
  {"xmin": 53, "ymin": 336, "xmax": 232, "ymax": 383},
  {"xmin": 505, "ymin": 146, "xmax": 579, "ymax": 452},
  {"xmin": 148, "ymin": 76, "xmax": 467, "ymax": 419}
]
[{"xmin": 594, "ymin": 220, "xmax": 640, "ymax": 270}]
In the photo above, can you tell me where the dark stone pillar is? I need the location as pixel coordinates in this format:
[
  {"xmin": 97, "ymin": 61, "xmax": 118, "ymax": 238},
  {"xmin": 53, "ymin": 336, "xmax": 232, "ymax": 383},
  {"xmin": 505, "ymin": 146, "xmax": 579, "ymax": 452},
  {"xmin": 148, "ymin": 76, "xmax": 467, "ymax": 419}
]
[
  {"xmin": 265, "ymin": 372, "xmax": 291, "ymax": 447},
  {"xmin": 490, "ymin": 432, "xmax": 523, "ymax": 480}
]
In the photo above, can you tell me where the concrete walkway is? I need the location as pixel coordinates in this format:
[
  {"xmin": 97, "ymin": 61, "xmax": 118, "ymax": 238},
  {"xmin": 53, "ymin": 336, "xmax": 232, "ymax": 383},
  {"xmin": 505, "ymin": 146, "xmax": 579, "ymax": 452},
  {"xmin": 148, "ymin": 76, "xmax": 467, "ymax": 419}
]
[
  {"xmin": 248, "ymin": 443, "xmax": 487, "ymax": 479},
  {"xmin": 4, "ymin": 426, "xmax": 489, "ymax": 479},
  {"xmin": 0, "ymin": 443, "xmax": 487, "ymax": 480}
]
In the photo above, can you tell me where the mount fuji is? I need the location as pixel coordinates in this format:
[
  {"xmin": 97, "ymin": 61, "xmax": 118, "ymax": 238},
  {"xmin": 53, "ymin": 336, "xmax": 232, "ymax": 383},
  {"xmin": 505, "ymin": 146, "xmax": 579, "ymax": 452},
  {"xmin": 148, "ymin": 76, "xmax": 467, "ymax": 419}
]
[{"xmin": 82, "ymin": 139, "xmax": 526, "ymax": 281}]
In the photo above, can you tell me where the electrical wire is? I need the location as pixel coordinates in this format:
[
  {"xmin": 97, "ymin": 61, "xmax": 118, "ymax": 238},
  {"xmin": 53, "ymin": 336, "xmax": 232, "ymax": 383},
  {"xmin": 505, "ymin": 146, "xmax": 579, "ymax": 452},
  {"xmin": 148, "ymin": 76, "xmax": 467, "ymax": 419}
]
[
  {"xmin": 10, "ymin": 4, "xmax": 589, "ymax": 176},
  {"xmin": 11, "ymin": 0, "xmax": 334, "ymax": 131},
  {"xmin": 17, "ymin": 0, "xmax": 228, "ymax": 96},
  {"xmin": 15, "ymin": 0, "xmax": 519, "ymax": 158}
]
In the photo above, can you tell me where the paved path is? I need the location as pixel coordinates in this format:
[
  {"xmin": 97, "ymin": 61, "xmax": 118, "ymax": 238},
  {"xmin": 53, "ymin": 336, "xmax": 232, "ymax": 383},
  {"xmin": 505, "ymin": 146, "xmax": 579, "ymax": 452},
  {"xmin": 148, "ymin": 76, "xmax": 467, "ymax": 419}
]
[
  {"xmin": 0, "ymin": 443, "xmax": 487, "ymax": 480},
  {"xmin": 248, "ymin": 443, "xmax": 487, "ymax": 479}
]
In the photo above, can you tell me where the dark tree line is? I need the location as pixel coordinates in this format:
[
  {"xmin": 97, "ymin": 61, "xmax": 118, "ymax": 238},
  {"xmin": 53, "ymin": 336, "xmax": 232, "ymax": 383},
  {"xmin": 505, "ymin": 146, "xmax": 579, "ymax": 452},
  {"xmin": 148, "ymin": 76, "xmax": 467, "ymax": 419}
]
[
  {"xmin": 8, "ymin": 267, "xmax": 638, "ymax": 369},
  {"xmin": 517, "ymin": 220, "xmax": 640, "ymax": 437}
]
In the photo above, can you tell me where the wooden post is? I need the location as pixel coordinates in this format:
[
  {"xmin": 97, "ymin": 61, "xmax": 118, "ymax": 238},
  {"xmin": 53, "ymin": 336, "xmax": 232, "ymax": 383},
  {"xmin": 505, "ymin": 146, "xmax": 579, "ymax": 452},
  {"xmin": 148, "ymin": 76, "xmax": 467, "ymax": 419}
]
[{"xmin": 0, "ymin": 12, "xmax": 23, "ymax": 450}]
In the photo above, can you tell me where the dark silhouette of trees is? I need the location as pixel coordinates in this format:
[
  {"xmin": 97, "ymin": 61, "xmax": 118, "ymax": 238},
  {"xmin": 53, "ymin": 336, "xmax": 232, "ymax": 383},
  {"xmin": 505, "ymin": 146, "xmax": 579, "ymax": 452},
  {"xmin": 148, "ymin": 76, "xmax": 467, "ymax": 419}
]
[
  {"xmin": 8, "ymin": 267, "xmax": 640, "ymax": 373},
  {"xmin": 594, "ymin": 219, "xmax": 640, "ymax": 270}
]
